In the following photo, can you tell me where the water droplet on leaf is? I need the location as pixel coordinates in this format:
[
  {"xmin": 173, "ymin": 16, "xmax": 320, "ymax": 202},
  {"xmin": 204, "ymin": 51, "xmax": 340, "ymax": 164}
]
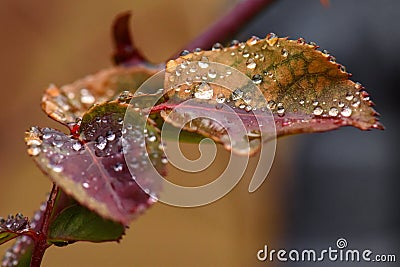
[{"xmin": 194, "ymin": 82, "xmax": 213, "ymax": 100}]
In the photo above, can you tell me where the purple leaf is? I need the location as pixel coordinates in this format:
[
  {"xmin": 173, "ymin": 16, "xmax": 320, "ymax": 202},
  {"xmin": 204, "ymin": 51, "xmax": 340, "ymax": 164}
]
[{"xmin": 25, "ymin": 101, "xmax": 166, "ymax": 225}]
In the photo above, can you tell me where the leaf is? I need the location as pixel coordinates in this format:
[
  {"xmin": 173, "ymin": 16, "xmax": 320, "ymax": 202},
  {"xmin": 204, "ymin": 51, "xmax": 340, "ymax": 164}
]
[
  {"xmin": 41, "ymin": 66, "xmax": 159, "ymax": 126},
  {"xmin": 0, "ymin": 214, "xmax": 30, "ymax": 245},
  {"xmin": 48, "ymin": 203, "xmax": 125, "ymax": 243},
  {"xmin": 160, "ymin": 35, "xmax": 383, "ymax": 154},
  {"xmin": 25, "ymin": 100, "xmax": 166, "ymax": 225}
]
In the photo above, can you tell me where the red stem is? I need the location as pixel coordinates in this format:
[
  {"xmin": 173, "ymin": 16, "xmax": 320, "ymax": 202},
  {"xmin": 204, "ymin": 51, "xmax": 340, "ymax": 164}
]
[
  {"xmin": 172, "ymin": 0, "xmax": 276, "ymax": 59},
  {"xmin": 30, "ymin": 184, "xmax": 59, "ymax": 267}
]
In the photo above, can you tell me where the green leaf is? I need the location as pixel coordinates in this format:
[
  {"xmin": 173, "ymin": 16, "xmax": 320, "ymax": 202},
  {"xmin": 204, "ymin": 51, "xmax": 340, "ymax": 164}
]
[
  {"xmin": 0, "ymin": 232, "xmax": 17, "ymax": 246},
  {"xmin": 48, "ymin": 204, "xmax": 125, "ymax": 243}
]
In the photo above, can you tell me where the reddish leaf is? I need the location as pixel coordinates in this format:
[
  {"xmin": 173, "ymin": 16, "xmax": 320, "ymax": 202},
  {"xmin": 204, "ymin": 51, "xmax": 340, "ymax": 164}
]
[
  {"xmin": 26, "ymin": 101, "xmax": 166, "ymax": 225},
  {"xmin": 160, "ymin": 35, "xmax": 383, "ymax": 154},
  {"xmin": 41, "ymin": 66, "xmax": 158, "ymax": 127}
]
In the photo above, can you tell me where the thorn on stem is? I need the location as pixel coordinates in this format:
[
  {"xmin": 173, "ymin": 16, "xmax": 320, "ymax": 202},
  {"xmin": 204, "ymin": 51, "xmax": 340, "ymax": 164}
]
[{"xmin": 112, "ymin": 11, "xmax": 147, "ymax": 66}]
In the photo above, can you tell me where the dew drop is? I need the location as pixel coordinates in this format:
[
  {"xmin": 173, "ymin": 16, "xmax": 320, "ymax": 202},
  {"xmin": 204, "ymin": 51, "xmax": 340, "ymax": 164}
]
[
  {"xmin": 43, "ymin": 132, "xmax": 52, "ymax": 139},
  {"xmin": 230, "ymin": 89, "xmax": 243, "ymax": 101},
  {"xmin": 52, "ymin": 165, "xmax": 64, "ymax": 173},
  {"xmin": 251, "ymin": 74, "xmax": 263, "ymax": 84},
  {"xmin": 230, "ymin": 39, "xmax": 239, "ymax": 47},
  {"xmin": 180, "ymin": 61, "xmax": 188, "ymax": 69},
  {"xmin": 277, "ymin": 105, "xmax": 285, "ymax": 116},
  {"xmin": 95, "ymin": 136, "xmax": 107, "ymax": 150},
  {"xmin": 189, "ymin": 65, "xmax": 197, "ymax": 73},
  {"xmin": 281, "ymin": 49, "xmax": 289, "ymax": 57},
  {"xmin": 185, "ymin": 77, "xmax": 193, "ymax": 86},
  {"xmin": 82, "ymin": 182, "xmax": 90, "ymax": 189},
  {"xmin": 248, "ymin": 36, "xmax": 259, "ymax": 45},
  {"xmin": 328, "ymin": 107, "xmax": 339, "ymax": 117},
  {"xmin": 313, "ymin": 106, "xmax": 323, "ymax": 116},
  {"xmin": 355, "ymin": 82, "xmax": 362, "ymax": 90},
  {"xmin": 27, "ymin": 139, "xmax": 42, "ymax": 146},
  {"xmin": 208, "ymin": 69, "xmax": 217, "ymax": 79},
  {"xmin": 52, "ymin": 136, "xmax": 64, "ymax": 148},
  {"xmin": 194, "ymin": 82, "xmax": 213, "ymax": 100},
  {"xmin": 341, "ymin": 107, "xmax": 352, "ymax": 117},
  {"xmin": 242, "ymin": 50, "xmax": 250, "ymax": 58},
  {"xmin": 212, "ymin": 42, "xmax": 223, "ymax": 50},
  {"xmin": 106, "ymin": 131, "xmax": 116, "ymax": 141},
  {"xmin": 266, "ymin": 32, "xmax": 278, "ymax": 46},
  {"xmin": 243, "ymin": 93, "xmax": 252, "ymax": 104},
  {"xmin": 338, "ymin": 101, "xmax": 345, "ymax": 108},
  {"xmin": 360, "ymin": 90, "xmax": 370, "ymax": 101},
  {"xmin": 245, "ymin": 105, "xmax": 252, "ymax": 112},
  {"xmin": 180, "ymin": 50, "xmax": 190, "ymax": 56},
  {"xmin": 345, "ymin": 92, "xmax": 354, "ymax": 101},
  {"xmin": 72, "ymin": 141, "xmax": 82, "ymax": 151},
  {"xmin": 198, "ymin": 56, "xmax": 209, "ymax": 68},
  {"xmin": 216, "ymin": 93, "xmax": 226, "ymax": 103},
  {"xmin": 193, "ymin": 47, "xmax": 202, "ymax": 54},
  {"xmin": 28, "ymin": 146, "xmax": 41, "ymax": 156},
  {"xmin": 118, "ymin": 91, "xmax": 131, "ymax": 102},
  {"xmin": 299, "ymin": 99, "xmax": 305, "ymax": 105},
  {"xmin": 267, "ymin": 100, "xmax": 276, "ymax": 110},
  {"xmin": 351, "ymin": 98, "xmax": 360, "ymax": 107},
  {"xmin": 239, "ymin": 104, "xmax": 246, "ymax": 109},
  {"xmin": 339, "ymin": 65, "xmax": 346, "ymax": 72},
  {"xmin": 264, "ymin": 71, "xmax": 274, "ymax": 79},
  {"xmin": 312, "ymin": 100, "xmax": 319, "ymax": 106},
  {"xmin": 114, "ymin": 163, "xmax": 123, "ymax": 172},
  {"xmin": 297, "ymin": 38, "xmax": 306, "ymax": 44},
  {"xmin": 147, "ymin": 135, "xmax": 157, "ymax": 142},
  {"xmin": 329, "ymin": 56, "xmax": 336, "ymax": 63}
]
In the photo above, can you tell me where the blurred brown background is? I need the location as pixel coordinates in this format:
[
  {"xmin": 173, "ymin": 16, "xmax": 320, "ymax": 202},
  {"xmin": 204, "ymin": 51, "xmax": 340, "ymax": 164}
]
[{"xmin": 1, "ymin": 0, "xmax": 398, "ymax": 266}]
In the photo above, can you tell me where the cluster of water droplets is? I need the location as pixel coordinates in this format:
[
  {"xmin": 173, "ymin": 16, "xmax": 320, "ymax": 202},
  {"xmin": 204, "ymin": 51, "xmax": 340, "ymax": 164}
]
[{"xmin": 1, "ymin": 202, "xmax": 46, "ymax": 267}]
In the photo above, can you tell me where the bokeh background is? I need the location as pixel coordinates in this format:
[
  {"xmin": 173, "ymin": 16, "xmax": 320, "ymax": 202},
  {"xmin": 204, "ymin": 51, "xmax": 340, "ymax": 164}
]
[{"xmin": 0, "ymin": 0, "xmax": 398, "ymax": 266}]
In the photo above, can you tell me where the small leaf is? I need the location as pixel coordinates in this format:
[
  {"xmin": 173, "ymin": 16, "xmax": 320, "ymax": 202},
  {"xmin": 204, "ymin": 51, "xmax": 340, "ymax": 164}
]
[
  {"xmin": 0, "ymin": 214, "xmax": 30, "ymax": 245},
  {"xmin": 26, "ymin": 100, "xmax": 166, "ymax": 225},
  {"xmin": 160, "ymin": 35, "xmax": 383, "ymax": 154},
  {"xmin": 41, "ymin": 66, "xmax": 159, "ymax": 126},
  {"xmin": 48, "ymin": 203, "xmax": 125, "ymax": 243}
]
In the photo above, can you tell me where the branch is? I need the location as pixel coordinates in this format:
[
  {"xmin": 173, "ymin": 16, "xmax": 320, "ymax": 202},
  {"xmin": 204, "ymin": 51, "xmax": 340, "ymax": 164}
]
[
  {"xmin": 112, "ymin": 0, "xmax": 275, "ymax": 65},
  {"xmin": 172, "ymin": 0, "xmax": 276, "ymax": 59},
  {"xmin": 30, "ymin": 184, "xmax": 59, "ymax": 267}
]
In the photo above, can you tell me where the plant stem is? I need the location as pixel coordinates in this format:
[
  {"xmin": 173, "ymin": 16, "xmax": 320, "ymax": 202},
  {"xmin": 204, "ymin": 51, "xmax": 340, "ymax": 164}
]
[
  {"xmin": 172, "ymin": 0, "xmax": 276, "ymax": 59},
  {"xmin": 30, "ymin": 184, "xmax": 59, "ymax": 267}
]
